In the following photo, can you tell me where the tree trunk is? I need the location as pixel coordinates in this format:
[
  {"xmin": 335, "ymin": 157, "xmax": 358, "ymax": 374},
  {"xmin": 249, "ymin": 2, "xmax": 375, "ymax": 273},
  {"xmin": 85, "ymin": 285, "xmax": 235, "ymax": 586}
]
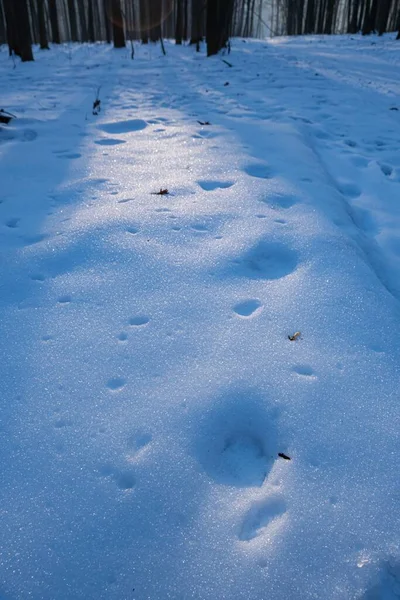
[
  {"xmin": 175, "ymin": 0, "xmax": 183, "ymax": 43},
  {"xmin": 149, "ymin": 0, "xmax": 161, "ymax": 42},
  {"xmin": 183, "ymin": 0, "xmax": 188, "ymax": 40},
  {"xmin": 5, "ymin": 0, "xmax": 34, "ymax": 60},
  {"xmin": 79, "ymin": 0, "xmax": 88, "ymax": 41},
  {"xmin": 206, "ymin": 0, "xmax": 234, "ymax": 56},
  {"xmin": 103, "ymin": 0, "xmax": 111, "ymax": 42},
  {"xmin": 139, "ymin": 0, "xmax": 149, "ymax": 42},
  {"xmin": 305, "ymin": 0, "xmax": 315, "ymax": 33},
  {"xmin": 376, "ymin": 0, "xmax": 391, "ymax": 34},
  {"xmin": 190, "ymin": 0, "xmax": 203, "ymax": 45},
  {"xmin": 37, "ymin": 0, "xmax": 49, "ymax": 48},
  {"xmin": 48, "ymin": 0, "xmax": 60, "ymax": 42},
  {"xmin": 87, "ymin": 0, "xmax": 95, "ymax": 42},
  {"xmin": 0, "ymin": 0, "xmax": 7, "ymax": 44},
  {"xmin": 111, "ymin": 0, "xmax": 125, "ymax": 47},
  {"xmin": 67, "ymin": 0, "xmax": 78, "ymax": 41}
]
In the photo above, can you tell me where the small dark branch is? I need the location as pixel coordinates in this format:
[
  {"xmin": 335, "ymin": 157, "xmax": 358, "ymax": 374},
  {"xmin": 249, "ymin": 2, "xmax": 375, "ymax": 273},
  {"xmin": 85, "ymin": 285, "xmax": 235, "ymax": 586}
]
[
  {"xmin": 93, "ymin": 87, "xmax": 101, "ymax": 115},
  {"xmin": 222, "ymin": 59, "xmax": 233, "ymax": 67},
  {"xmin": 288, "ymin": 332, "xmax": 301, "ymax": 341},
  {"xmin": 160, "ymin": 37, "xmax": 166, "ymax": 56},
  {"xmin": 151, "ymin": 188, "xmax": 169, "ymax": 195},
  {"xmin": 278, "ymin": 453, "xmax": 291, "ymax": 460},
  {"xmin": 130, "ymin": 39, "xmax": 135, "ymax": 60},
  {"xmin": 197, "ymin": 120, "xmax": 211, "ymax": 125}
]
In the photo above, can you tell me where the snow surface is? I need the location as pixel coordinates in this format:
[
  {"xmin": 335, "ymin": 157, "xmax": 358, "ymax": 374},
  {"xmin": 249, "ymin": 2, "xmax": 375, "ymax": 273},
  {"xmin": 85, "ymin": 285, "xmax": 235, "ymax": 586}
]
[{"xmin": 1, "ymin": 34, "xmax": 400, "ymax": 600}]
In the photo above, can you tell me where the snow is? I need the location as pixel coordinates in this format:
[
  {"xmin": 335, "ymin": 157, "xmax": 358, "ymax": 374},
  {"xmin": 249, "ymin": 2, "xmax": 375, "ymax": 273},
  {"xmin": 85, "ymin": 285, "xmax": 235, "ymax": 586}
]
[{"xmin": 1, "ymin": 34, "xmax": 400, "ymax": 600}]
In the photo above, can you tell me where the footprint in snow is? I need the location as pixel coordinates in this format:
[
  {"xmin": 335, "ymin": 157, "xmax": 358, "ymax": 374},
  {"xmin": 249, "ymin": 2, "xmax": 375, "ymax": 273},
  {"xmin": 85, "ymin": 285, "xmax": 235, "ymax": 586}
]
[
  {"xmin": 198, "ymin": 180, "xmax": 234, "ymax": 191},
  {"xmin": 95, "ymin": 138, "xmax": 126, "ymax": 146},
  {"xmin": 337, "ymin": 181, "xmax": 361, "ymax": 199},
  {"xmin": 98, "ymin": 464, "xmax": 135, "ymax": 490},
  {"xmin": 244, "ymin": 163, "xmax": 275, "ymax": 180},
  {"xmin": 239, "ymin": 496, "xmax": 287, "ymax": 541},
  {"xmin": 193, "ymin": 390, "xmax": 279, "ymax": 488},
  {"xmin": 233, "ymin": 299, "xmax": 263, "ymax": 318},
  {"xmin": 128, "ymin": 316, "xmax": 150, "ymax": 327},
  {"xmin": 262, "ymin": 192, "xmax": 298, "ymax": 209},
  {"xmin": 126, "ymin": 226, "xmax": 140, "ymax": 235},
  {"xmin": 6, "ymin": 217, "xmax": 20, "ymax": 228},
  {"xmin": 106, "ymin": 377, "xmax": 126, "ymax": 392},
  {"xmin": 228, "ymin": 240, "xmax": 298, "ymax": 281},
  {"xmin": 292, "ymin": 365, "xmax": 316, "ymax": 378},
  {"xmin": 99, "ymin": 119, "xmax": 147, "ymax": 134},
  {"xmin": 379, "ymin": 163, "xmax": 393, "ymax": 177},
  {"xmin": 56, "ymin": 152, "xmax": 82, "ymax": 160}
]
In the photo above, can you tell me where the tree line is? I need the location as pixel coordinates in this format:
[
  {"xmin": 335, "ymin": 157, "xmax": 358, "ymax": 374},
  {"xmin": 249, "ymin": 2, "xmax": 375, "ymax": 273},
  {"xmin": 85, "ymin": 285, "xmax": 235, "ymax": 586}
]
[
  {"xmin": 273, "ymin": 0, "xmax": 400, "ymax": 37},
  {"xmin": 0, "ymin": 0, "xmax": 399, "ymax": 63}
]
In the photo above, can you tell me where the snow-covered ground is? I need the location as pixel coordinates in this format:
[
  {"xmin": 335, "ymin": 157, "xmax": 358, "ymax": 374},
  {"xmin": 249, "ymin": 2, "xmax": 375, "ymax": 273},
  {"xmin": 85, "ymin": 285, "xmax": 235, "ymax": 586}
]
[{"xmin": 1, "ymin": 34, "xmax": 400, "ymax": 600}]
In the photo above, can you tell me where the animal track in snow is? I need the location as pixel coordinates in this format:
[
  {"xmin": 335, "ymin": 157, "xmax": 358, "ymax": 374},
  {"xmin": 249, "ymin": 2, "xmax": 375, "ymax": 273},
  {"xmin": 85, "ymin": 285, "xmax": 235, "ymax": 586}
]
[
  {"xmin": 292, "ymin": 365, "xmax": 316, "ymax": 378},
  {"xmin": 244, "ymin": 163, "xmax": 275, "ymax": 179},
  {"xmin": 58, "ymin": 295, "xmax": 72, "ymax": 304},
  {"xmin": 338, "ymin": 181, "xmax": 362, "ymax": 199},
  {"xmin": 239, "ymin": 496, "xmax": 287, "ymax": 541},
  {"xmin": 190, "ymin": 223, "xmax": 209, "ymax": 232},
  {"xmin": 128, "ymin": 431, "xmax": 152, "ymax": 451},
  {"xmin": 5, "ymin": 217, "xmax": 21, "ymax": 229},
  {"xmin": 230, "ymin": 240, "xmax": 298, "ymax": 281},
  {"xmin": 98, "ymin": 464, "xmax": 136, "ymax": 490},
  {"xmin": 99, "ymin": 119, "xmax": 147, "ymax": 134},
  {"xmin": 117, "ymin": 332, "xmax": 128, "ymax": 342},
  {"xmin": 379, "ymin": 163, "xmax": 393, "ymax": 177},
  {"xmin": 95, "ymin": 138, "xmax": 126, "ymax": 146},
  {"xmin": 194, "ymin": 391, "xmax": 279, "ymax": 487},
  {"xmin": 126, "ymin": 226, "xmax": 140, "ymax": 235},
  {"xmin": 128, "ymin": 316, "xmax": 150, "ymax": 327},
  {"xmin": 115, "ymin": 470, "xmax": 135, "ymax": 490},
  {"xmin": 198, "ymin": 180, "xmax": 234, "ymax": 191},
  {"xmin": 106, "ymin": 377, "xmax": 126, "ymax": 391},
  {"xmin": 263, "ymin": 192, "xmax": 298, "ymax": 209},
  {"xmin": 233, "ymin": 299, "xmax": 263, "ymax": 318},
  {"xmin": 31, "ymin": 273, "xmax": 46, "ymax": 282},
  {"xmin": 56, "ymin": 152, "xmax": 81, "ymax": 160}
]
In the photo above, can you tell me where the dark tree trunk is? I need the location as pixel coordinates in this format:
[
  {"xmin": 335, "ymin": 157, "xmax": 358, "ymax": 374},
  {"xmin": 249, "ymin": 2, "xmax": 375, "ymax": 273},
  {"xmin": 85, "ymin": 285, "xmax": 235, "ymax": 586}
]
[
  {"xmin": 149, "ymin": 0, "xmax": 161, "ymax": 42},
  {"xmin": 139, "ymin": 0, "xmax": 149, "ymax": 42},
  {"xmin": 48, "ymin": 0, "xmax": 60, "ymax": 42},
  {"xmin": 175, "ymin": 0, "xmax": 183, "ymax": 43},
  {"xmin": 190, "ymin": 0, "xmax": 203, "ymax": 45},
  {"xmin": 324, "ymin": 0, "xmax": 336, "ymax": 33},
  {"xmin": 347, "ymin": 0, "xmax": 359, "ymax": 33},
  {"xmin": 87, "ymin": 0, "xmax": 95, "ymax": 42},
  {"xmin": 206, "ymin": 0, "xmax": 234, "ymax": 56},
  {"xmin": 67, "ymin": 0, "xmax": 78, "ymax": 41},
  {"xmin": 183, "ymin": 0, "xmax": 188, "ymax": 40},
  {"xmin": 103, "ymin": 0, "xmax": 111, "ymax": 42},
  {"xmin": 37, "ymin": 0, "xmax": 49, "ymax": 48},
  {"xmin": 79, "ymin": 0, "xmax": 88, "ymax": 41},
  {"xmin": 362, "ymin": 0, "xmax": 378, "ymax": 33},
  {"xmin": 4, "ymin": 0, "xmax": 34, "ymax": 60},
  {"xmin": 111, "ymin": 0, "xmax": 125, "ymax": 47},
  {"xmin": 305, "ymin": 0, "xmax": 315, "ymax": 33},
  {"xmin": 376, "ymin": 0, "xmax": 391, "ymax": 34},
  {"xmin": 0, "ymin": 0, "xmax": 7, "ymax": 44}
]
